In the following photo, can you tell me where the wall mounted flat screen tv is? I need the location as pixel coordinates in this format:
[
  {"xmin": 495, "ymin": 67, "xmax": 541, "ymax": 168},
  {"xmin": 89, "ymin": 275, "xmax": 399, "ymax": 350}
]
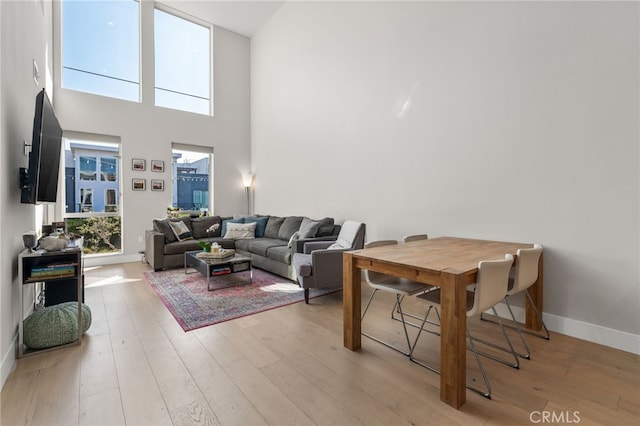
[{"xmin": 20, "ymin": 89, "xmax": 63, "ymax": 204}]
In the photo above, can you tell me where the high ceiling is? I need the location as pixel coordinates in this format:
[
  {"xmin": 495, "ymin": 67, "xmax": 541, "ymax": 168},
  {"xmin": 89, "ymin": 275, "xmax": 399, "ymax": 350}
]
[{"xmin": 164, "ymin": 0, "xmax": 286, "ymax": 38}]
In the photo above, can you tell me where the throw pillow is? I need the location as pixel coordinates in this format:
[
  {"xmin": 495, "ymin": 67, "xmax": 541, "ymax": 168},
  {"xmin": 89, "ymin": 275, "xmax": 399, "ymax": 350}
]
[
  {"xmin": 264, "ymin": 216, "xmax": 285, "ymax": 239},
  {"xmin": 287, "ymin": 231, "xmax": 299, "ymax": 249},
  {"xmin": 169, "ymin": 220, "xmax": 193, "ymax": 241},
  {"xmin": 298, "ymin": 217, "xmax": 320, "ymax": 239},
  {"xmin": 153, "ymin": 218, "xmax": 177, "ymax": 243},
  {"xmin": 224, "ymin": 222, "xmax": 257, "ymax": 239},
  {"xmin": 244, "ymin": 216, "xmax": 269, "ymax": 238},
  {"xmin": 278, "ymin": 216, "xmax": 304, "ymax": 241},
  {"xmin": 221, "ymin": 218, "xmax": 245, "ymax": 237}
]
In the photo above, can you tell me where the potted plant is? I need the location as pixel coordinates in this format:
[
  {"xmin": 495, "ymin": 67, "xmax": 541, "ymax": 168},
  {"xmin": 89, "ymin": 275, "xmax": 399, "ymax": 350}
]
[{"xmin": 198, "ymin": 241, "xmax": 211, "ymax": 252}]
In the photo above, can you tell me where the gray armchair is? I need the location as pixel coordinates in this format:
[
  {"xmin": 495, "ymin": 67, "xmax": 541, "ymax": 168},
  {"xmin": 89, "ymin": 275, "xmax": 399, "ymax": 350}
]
[{"xmin": 292, "ymin": 220, "xmax": 366, "ymax": 303}]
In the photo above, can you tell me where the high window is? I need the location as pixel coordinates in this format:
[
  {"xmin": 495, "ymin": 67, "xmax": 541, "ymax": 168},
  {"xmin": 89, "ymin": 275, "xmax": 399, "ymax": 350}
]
[
  {"xmin": 154, "ymin": 7, "xmax": 211, "ymax": 115},
  {"xmin": 61, "ymin": 0, "xmax": 140, "ymax": 102},
  {"xmin": 171, "ymin": 144, "xmax": 213, "ymax": 213},
  {"xmin": 63, "ymin": 137, "xmax": 122, "ymax": 255}
]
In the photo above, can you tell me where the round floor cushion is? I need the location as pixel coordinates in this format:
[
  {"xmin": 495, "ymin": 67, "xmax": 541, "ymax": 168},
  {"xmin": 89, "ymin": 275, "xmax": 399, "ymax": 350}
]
[{"xmin": 23, "ymin": 302, "xmax": 92, "ymax": 349}]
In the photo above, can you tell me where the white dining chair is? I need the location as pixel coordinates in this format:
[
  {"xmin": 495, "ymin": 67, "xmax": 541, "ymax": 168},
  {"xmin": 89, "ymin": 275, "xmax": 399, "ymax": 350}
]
[
  {"xmin": 361, "ymin": 240, "xmax": 429, "ymax": 355},
  {"xmin": 409, "ymin": 254, "xmax": 518, "ymax": 399},
  {"xmin": 481, "ymin": 244, "xmax": 547, "ymax": 359}
]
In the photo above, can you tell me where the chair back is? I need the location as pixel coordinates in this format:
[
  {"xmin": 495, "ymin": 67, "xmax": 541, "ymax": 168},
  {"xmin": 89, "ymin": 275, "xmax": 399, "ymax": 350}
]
[
  {"xmin": 468, "ymin": 254, "xmax": 514, "ymax": 317},
  {"xmin": 508, "ymin": 244, "xmax": 543, "ymax": 296},
  {"xmin": 364, "ymin": 240, "xmax": 398, "ymax": 284},
  {"xmin": 403, "ymin": 234, "xmax": 428, "ymax": 242}
]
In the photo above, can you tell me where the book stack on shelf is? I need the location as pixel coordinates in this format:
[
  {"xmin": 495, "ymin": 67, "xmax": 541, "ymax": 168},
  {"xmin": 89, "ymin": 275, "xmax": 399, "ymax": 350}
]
[{"xmin": 28, "ymin": 263, "xmax": 76, "ymax": 281}]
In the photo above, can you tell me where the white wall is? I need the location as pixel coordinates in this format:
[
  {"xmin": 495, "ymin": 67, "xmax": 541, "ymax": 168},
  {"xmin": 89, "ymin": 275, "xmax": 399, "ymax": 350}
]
[
  {"xmin": 251, "ymin": 1, "xmax": 640, "ymax": 352},
  {"xmin": 1, "ymin": 0, "xmax": 54, "ymax": 387},
  {"xmin": 52, "ymin": 0, "xmax": 251, "ymax": 263}
]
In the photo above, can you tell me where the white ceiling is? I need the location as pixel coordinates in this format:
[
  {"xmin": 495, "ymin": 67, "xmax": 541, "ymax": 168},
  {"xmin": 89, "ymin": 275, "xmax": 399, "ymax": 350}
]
[{"xmin": 163, "ymin": 0, "xmax": 286, "ymax": 38}]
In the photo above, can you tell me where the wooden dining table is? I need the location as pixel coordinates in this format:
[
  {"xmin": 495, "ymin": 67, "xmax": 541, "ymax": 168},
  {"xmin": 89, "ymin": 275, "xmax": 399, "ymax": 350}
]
[{"xmin": 342, "ymin": 236, "xmax": 542, "ymax": 409}]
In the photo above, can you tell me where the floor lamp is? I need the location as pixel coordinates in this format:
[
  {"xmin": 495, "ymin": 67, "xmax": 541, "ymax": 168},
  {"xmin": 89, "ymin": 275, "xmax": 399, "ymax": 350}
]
[{"xmin": 242, "ymin": 173, "xmax": 253, "ymax": 215}]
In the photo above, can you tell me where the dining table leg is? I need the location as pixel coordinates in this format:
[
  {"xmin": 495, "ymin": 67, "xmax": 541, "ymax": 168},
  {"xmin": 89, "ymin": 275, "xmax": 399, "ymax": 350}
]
[
  {"xmin": 343, "ymin": 252, "xmax": 361, "ymax": 350},
  {"xmin": 525, "ymin": 251, "xmax": 544, "ymax": 330},
  {"xmin": 439, "ymin": 270, "xmax": 467, "ymax": 409}
]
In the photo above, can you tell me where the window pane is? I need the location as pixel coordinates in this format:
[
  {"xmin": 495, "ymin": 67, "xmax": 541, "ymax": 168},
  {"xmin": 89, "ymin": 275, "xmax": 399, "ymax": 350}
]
[
  {"xmin": 155, "ymin": 8, "xmax": 210, "ymax": 115},
  {"xmin": 65, "ymin": 139, "xmax": 122, "ymax": 255},
  {"xmin": 101, "ymin": 157, "xmax": 117, "ymax": 181},
  {"xmin": 79, "ymin": 157, "xmax": 97, "ymax": 181},
  {"xmin": 62, "ymin": 0, "xmax": 140, "ymax": 102},
  {"xmin": 172, "ymin": 149, "xmax": 211, "ymax": 212}
]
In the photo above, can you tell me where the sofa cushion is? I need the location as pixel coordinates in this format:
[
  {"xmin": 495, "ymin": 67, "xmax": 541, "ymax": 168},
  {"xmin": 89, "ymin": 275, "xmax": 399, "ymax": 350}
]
[
  {"xmin": 169, "ymin": 220, "xmax": 193, "ymax": 241},
  {"xmin": 264, "ymin": 216, "xmax": 285, "ymax": 239},
  {"xmin": 164, "ymin": 239, "xmax": 202, "ymax": 255},
  {"xmin": 316, "ymin": 217, "xmax": 336, "ymax": 237},
  {"xmin": 233, "ymin": 238, "xmax": 252, "ymax": 252},
  {"xmin": 221, "ymin": 218, "xmax": 244, "ymax": 236},
  {"xmin": 243, "ymin": 216, "xmax": 269, "ymax": 238},
  {"xmin": 246, "ymin": 238, "xmax": 286, "ymax": 257},
  {"xmin": 266, "ymin": 245, "xmax": 292, "ymax": 265},
  {"xmin": 153, "ymin": 217, "xmax": 192, "ymax": 244},
  {"xmin": 298, "ymin": 217, "xmax": 320, "ymax": 239},
  {"xmin": 292, "ymin": 253, "xmax": 313, "ymax": 278},
  {"xmin": 224, "ymin": 222, "xmax": 256, "ymax": 239},
  {"xmin": 191, "ymin": 216, "xmax": 222, "ymax": 238},
  {"xmin": 278, "ymin": 216, "xmax": 303, "ymax": 240}
]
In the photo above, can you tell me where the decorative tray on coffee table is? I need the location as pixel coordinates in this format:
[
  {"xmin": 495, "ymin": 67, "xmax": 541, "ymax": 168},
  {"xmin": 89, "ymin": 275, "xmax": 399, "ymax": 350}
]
[{"xmin": 196, "ymin": 249, "xmax": 235, "ymax": 260}]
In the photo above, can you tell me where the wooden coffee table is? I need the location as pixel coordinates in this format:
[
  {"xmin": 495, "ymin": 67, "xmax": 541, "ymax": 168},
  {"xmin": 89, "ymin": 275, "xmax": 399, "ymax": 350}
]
[{"xmin": 184, "ymin": 250, "xmax": 252, "ymax": 291}]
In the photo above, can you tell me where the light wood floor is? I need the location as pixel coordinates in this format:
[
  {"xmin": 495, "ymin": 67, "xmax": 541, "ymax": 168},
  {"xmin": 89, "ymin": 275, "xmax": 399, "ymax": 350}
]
[{"xmin": 1, "ymin": 261, "xmax": 638, "ymax": 425}]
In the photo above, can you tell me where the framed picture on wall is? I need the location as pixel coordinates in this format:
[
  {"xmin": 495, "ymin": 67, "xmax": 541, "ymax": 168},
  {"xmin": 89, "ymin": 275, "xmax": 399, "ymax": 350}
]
[
  {"xmin": 151, "ymin": 179, "xmax": 164, "ymax": 191},
  {"xmin": 132, "ymin": 178, "xmax": 146, "ymax": 191},
  {"xmin": 132, "ymin": 158, "xmax": 146, "ymax": 171},
  {"xmin": 151, "ymin": 160, "xmax": 164, "ymax": 172}
]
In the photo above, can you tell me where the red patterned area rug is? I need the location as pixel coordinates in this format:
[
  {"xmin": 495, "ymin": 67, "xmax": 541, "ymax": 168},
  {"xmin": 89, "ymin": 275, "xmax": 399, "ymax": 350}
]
[{"xmin": 143, "ymin": 268, "xmax": 340, "ymax": 331}]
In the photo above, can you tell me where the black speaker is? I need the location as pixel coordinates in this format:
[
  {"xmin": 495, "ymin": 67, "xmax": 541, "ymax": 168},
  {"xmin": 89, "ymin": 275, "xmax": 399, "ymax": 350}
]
[{"xmin": 44, "ymin": 276, "xmax": 85, "ymax": 307}]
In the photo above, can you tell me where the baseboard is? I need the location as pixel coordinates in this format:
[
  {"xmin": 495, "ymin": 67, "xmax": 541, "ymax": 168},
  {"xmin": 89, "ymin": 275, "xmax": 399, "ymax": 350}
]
[
  {"xmin": 1, "ymin": 341, "xmax": 16, "ymax": 391},
  {"xmin": 83, "ymin": 254, "xmax": 141, "ymax": 267},
  {"xmin": 491, "ymin": 303, "xmax": 640, "ymax": 355}
]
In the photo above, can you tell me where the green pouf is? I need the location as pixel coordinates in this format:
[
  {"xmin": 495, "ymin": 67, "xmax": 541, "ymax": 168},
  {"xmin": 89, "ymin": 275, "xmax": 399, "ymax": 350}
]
[{"xmin": 23, "ymin": 302, "xmax": 92, "ymax": 349}]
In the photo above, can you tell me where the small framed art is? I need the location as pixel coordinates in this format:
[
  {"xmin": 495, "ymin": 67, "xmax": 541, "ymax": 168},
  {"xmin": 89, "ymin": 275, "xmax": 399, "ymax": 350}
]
[
  {"xmin": 132, "ymin": 158, "xmax": 146, "ymax": 171},
  {"xmin": 151, "ymin": 160, "xmax": 164, "ymax": 172},
  {"xmin": 151, "ymin": 179, "xmax": 164, "ymax": 191},
  {"xmin": 132, "ymin": 178, "xmax": 146, "ymax": 191}
]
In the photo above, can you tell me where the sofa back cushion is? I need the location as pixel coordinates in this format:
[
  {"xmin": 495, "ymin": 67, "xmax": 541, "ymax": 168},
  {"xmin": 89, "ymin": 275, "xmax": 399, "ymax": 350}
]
[
  {"xmin": 264, "ymin": 216, "xmax": 285, "ymax": 239},
  {"xmin": 278, "ymin": 216, "xmax": 303, "ymax": 241},
  {"xmin": 298, "ymin": 217, "xmax": 320, "ymax": 239},
  {"xmin": 316, "ymin": 217, "xmax": 336, "ymax": 237},
  {"xmin": 191, "ymin": 216, "xmax": 222, "ymax": 239}
]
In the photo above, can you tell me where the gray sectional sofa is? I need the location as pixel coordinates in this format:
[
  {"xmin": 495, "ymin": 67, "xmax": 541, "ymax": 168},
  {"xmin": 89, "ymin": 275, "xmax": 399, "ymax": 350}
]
[{"xmin": 145, "ymin": 214, "xmax": 340, "ymax": 281}]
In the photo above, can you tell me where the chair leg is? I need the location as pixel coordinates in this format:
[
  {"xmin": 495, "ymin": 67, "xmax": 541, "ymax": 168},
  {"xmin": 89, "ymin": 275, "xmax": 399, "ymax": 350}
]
[
  {"xmin": 304, "ymin": 288, "xmax": 309, "ymax": 304},
  {"xmin": 362, "ymin": 292, "xmax": 415, "ymax": 355},
  {"xmin": 480, "ymin": 293, "xmax": 550, "ymax": 341},
  {"xmin": 466, "ymin": 328, "xmax": 492, "ymax": 399},
  {"xmin": 410, "ymin": 309, "xmax": 492, "ymax": 400},
  {"xmin": 504, "ymin": 297, "xmax": 531, "ymax": 359}
]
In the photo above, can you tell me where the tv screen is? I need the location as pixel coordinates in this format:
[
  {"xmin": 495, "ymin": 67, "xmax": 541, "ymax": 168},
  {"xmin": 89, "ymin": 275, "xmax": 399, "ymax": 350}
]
[{"xmin": 21, "ymin": 89, "xmax": 63, "ymax": 204}]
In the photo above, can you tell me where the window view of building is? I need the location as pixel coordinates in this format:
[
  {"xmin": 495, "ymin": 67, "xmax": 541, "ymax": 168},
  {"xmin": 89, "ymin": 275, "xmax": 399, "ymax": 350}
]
[
  {"xmin": 172, "ymin": 148, "xmax": 212, "ymax": 213},
  {"xmin": 64, "ymin": 139, "xmax": 122, "ymax": 255},
  {"xmin": 61, "ymin": 0, "xmax": 140, "ymax": 102}
]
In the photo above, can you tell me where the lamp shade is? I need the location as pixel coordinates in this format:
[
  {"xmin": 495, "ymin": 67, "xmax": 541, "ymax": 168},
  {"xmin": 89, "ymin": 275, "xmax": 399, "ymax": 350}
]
[{"xmin": 242, "ymin": 173, "xmax": 253, "ymax": 188}]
